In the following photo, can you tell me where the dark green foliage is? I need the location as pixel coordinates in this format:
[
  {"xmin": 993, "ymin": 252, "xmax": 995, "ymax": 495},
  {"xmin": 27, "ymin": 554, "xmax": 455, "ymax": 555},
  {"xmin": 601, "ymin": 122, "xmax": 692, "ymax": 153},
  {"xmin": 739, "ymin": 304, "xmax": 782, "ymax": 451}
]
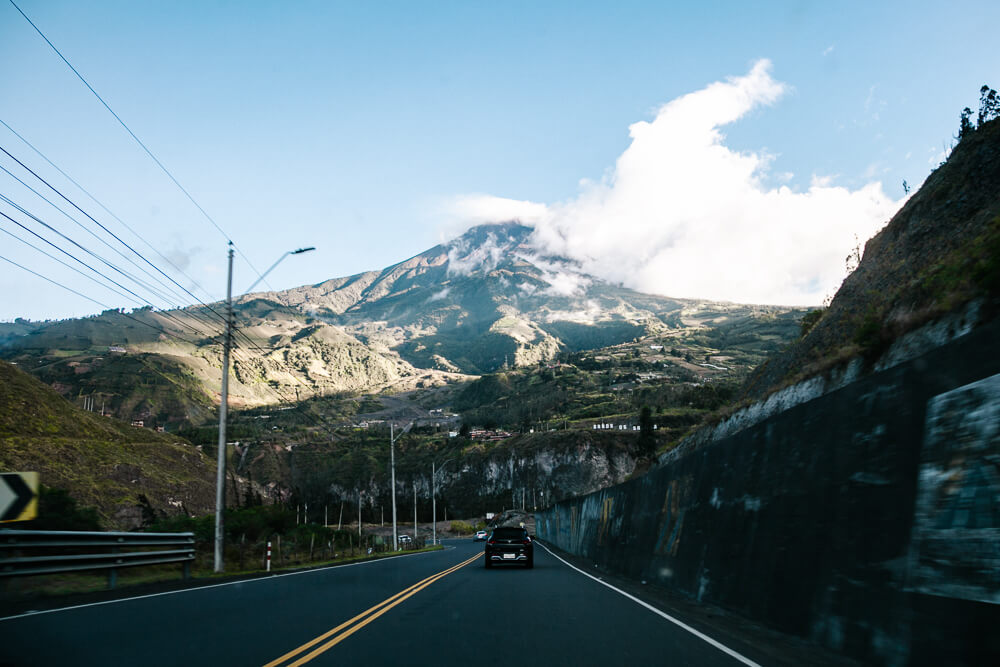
[
  {"xmin": 799, "ymin": 309, "xmax": 826, "ymax": 338},
  {"xmin": 639, "ymin": 406, "xmax": 655, "ymax": 456},
  {"xmin": 959, "ymin": 85, "xmax": 998, "ymax": 140},
  {"xmin": 24, "ymin": 486, "xmax": 102, "ymax": 531},
  {"xmin": 960, "ymin": 107, "xmax": 975, "ymax": 139},
  {"xmin": 978, "ymin": 85, "xmax": 999, "ymax": 127}
]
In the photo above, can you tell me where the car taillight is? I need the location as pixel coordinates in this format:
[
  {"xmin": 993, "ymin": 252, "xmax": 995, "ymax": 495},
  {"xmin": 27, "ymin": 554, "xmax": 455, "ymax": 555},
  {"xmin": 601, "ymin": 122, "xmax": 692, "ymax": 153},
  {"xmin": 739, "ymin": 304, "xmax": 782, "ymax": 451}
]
[
  {"xmin": 487, "ymin": 540, "xmax": 495, "ymax": 545},
  {"xmin": 522, "ymin": 539, "xmax": 531, "ymax": 545}
]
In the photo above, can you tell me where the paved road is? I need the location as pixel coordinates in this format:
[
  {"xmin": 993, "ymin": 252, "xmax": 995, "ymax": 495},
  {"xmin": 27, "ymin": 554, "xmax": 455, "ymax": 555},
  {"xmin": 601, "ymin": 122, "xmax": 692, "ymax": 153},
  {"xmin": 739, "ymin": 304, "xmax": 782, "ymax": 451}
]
[{"xmin": 0, "ymin": 540, "xmax": 759, "ymax": 666}]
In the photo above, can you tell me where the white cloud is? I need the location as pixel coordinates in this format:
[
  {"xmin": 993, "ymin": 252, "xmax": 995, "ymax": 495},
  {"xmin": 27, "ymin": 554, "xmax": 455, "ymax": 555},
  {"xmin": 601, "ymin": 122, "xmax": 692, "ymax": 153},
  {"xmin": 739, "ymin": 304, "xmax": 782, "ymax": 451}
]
[
  {"xmin": 448, "ymin": 60, "xmax": 903, "ymax": 306},
  {"xmin": 822, "ymin": 45, "xmax": 835, "ymax": 56},
  {"xmin": 441, "ymin": 195, "xmax": 549, "ymax": 234},
  {"xmin": 427, "ymin": 287, "xmax": 451, "ymax": 302},
  {"xmin": 543, "ymin": 300, "xmax": 604, "ymax": 324},
  {"xmin": 446, "ymin": 231, "xmax": 509, "ymax": 275}
]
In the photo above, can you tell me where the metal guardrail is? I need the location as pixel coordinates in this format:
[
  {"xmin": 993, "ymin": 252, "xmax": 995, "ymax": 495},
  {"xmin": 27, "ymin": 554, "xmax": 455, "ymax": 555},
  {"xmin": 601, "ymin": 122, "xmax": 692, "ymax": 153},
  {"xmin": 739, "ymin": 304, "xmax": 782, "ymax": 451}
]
[{"xmin": 0, "ymin": 529, "xmax": 195, "ymax": 589}]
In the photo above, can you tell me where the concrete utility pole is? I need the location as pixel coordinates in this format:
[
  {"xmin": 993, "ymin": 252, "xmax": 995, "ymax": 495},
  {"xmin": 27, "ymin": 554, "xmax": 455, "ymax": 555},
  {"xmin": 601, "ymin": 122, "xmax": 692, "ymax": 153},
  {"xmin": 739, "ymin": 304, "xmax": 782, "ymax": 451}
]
[
  {"xmin": 390, "ymin": 423, "xmax": 397, "ymax": 550},
  {"xmin": 413, "ymin": 482, "xmax": 417, "ymax": 541},
  {"xmin": 389, "ymin": 422, "xmax": 412, "ymax": 551},
  {"xmin": 214, "ymin": 244, "xmax": 234, "ymax": 574},
  {"xmin": 358, "ymin": 490, "xmax": 362, "ymax": 539}
]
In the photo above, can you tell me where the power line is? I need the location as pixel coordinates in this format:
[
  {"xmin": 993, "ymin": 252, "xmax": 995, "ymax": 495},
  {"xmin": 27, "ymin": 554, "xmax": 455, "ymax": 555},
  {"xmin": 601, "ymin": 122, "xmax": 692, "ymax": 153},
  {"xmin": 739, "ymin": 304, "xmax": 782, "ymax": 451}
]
[
  {"xmin": 7, "ymin": 0, "xmax": 272, "ymax": 291},
  {"xmin": 0, "ymin": 168, "xmax": 193, "ymax": 310},
  {"xmin": 0, "ymin": 143, "xmax": 240, "ymax": 341},
  {"xmin": 0, "ymin": 118, "xmax": 222, "ymax": 305},
  {"xmin": 0, "ymin": 145, "xmax": 227, "ymax": 323},
  {"xmin": 0, "ymin": 250, "xmax": 204, "ymax": 347},
  {"xmin": 0, "ymin": 200, "xmax": 218, "ymax": 341},
  {"xmin": 0, "ymin": 223, "xmax": 144, "ymax": 307},
  {"xmin": 0, "ymin": 252, "xmax": 113, "ymax": 311}
]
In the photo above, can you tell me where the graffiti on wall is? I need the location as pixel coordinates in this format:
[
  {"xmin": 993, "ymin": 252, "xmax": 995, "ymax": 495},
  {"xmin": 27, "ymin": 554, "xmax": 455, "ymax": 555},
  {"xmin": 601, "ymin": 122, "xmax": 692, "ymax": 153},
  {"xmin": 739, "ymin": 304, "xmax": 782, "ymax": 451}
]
[
  {"xmin": 654, "ymin": 478, "xmax": 689, "ymax": 556},
  {"xmin": 596, "ymin": 497, "xmax": 614, "ymax": 545},
  {"xmin": 908, "ymin": 372, "xmax": 1000, "ymax": 604}
]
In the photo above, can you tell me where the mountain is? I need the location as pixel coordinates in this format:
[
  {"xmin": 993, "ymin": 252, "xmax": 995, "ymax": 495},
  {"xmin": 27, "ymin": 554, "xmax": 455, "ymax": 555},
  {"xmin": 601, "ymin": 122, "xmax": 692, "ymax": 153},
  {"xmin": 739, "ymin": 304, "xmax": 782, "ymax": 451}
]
[
  {"xmin": 251, "ymin": 222, "xmax": 692, "ymax": 373},
  {"xmin": 1, "ymin": 222, "xmax": 797, "ymax": 428}
]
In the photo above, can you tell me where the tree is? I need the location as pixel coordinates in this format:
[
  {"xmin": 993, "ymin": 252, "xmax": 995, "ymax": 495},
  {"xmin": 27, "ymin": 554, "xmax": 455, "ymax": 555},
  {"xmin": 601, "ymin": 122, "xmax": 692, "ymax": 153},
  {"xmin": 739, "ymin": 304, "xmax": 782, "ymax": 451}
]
[
  {"xmin": 25, "ymin": 486, "xmax": 102, "ymax": 531},
  {"xmin": 638, "ymin": 406, "xmax": 655, "ymax": 457},
  {"xmin": 959, "ymin": 107, "xmax": 975, "ymax": 139},
  {"xmin": 979, "ymin": 85, "xmax": 999, "ymax": 127}
]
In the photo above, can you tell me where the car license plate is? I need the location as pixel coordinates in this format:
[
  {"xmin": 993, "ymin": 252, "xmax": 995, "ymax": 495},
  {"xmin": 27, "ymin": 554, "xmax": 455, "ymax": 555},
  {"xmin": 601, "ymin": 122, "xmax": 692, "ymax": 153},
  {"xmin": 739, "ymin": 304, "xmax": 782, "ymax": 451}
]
[{"xmin": 503, "ymin": 553, "xmax": 515, "ymax": 560}]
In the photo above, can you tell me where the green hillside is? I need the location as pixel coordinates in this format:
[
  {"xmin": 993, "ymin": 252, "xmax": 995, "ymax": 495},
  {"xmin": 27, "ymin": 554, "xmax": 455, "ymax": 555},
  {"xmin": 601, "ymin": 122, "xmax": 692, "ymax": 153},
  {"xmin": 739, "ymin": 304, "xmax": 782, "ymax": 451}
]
[{"xmin": 0, "ymin": 360, "xmax": 217, "ymax": 529}]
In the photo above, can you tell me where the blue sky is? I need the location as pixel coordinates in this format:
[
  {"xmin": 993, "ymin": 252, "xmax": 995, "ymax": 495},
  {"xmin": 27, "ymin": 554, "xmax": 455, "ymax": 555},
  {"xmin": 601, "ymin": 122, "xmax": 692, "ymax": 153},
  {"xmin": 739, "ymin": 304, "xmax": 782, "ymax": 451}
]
[{"xmin": 1, "ymin": 0, "xmax": 998, "ymax": 318}]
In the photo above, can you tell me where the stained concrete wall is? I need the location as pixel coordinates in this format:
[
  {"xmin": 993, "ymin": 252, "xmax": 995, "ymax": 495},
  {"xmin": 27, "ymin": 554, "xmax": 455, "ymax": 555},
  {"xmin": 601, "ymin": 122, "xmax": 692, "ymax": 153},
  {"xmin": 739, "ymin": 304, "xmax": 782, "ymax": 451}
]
[{"xmin": 537, "ymin": 318, "xmax": 1000, "ymax": 666}]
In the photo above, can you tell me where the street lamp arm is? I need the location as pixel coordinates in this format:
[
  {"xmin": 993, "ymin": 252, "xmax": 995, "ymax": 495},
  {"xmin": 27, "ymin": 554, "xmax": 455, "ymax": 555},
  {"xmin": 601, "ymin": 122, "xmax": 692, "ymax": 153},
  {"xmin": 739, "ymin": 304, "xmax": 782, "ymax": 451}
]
[{"xmin": 243, "ymin": 246, "xmax": 316, "ymax": 295}]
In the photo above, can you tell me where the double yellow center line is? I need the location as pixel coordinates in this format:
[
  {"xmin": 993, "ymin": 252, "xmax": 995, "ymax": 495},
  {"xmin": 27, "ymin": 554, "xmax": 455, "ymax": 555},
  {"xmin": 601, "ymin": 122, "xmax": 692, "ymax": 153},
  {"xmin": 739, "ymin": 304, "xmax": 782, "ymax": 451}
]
[{"xmin": 263, "ymin": 551, "xmax": 482, "ymax": 667}]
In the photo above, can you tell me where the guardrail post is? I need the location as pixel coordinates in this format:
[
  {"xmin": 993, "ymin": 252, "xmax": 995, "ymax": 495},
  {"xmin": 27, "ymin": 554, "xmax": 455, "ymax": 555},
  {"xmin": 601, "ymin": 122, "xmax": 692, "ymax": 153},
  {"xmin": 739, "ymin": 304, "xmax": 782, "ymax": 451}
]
[
  {"xmin": 182, "ymin": 560, "xmax": 191, "ymax": 580},
  {"xmin": 108, "ymin": 546, "xmax": 118, "ymax": 590}
]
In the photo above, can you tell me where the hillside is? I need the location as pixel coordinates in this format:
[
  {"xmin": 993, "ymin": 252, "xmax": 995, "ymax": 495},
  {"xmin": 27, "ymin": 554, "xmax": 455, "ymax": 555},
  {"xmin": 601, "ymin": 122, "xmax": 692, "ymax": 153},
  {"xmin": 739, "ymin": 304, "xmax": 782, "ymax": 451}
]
[
  {"xmin": 744, "ymin": 115, "xmax": 1000, "ymax": 399},
  {"xmin": 0, "ymin": 359, "xmax": 217, "ymax": 529}
]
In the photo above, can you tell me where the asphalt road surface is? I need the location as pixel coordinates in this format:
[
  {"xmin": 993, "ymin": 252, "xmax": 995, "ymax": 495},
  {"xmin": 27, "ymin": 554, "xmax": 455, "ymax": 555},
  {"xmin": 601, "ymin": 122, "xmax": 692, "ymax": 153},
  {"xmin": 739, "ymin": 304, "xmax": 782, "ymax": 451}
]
[{"xmin": 0, "ymin": 540, "xmax": 762, "ymax": 666}]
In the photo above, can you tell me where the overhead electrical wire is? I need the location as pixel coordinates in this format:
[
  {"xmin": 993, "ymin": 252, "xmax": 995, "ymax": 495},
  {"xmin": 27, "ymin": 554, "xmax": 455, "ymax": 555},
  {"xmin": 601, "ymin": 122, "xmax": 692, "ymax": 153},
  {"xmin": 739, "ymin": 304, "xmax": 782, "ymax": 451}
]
[
  {"xmin": 3, "ymin": 223, "xmax": 345, "ymax": 438},
  {"xmin": 0, "ymin": 144, "xmax": 241, "ymax": 343},
  {"xmin": 0, "ymin": 252, "xmax": 204, "ymax": 347},
  {"xmin": 0, "ymin": 199, "xmax": 219, "ymax": 341},
  {"xmin": 0, "ymin": 118, "xmax": 222, "ymax": 306},
  {"xmin": 0, "ymin": 223, "xmax": 145, "ymax": 307},
  {"xmin": 3, "ymin": 3, "xmax": 346, "ymax": 432},
  {"xmin": 0, "ymin": 171, "xmax": 194, "ymax": 311},
  {"xmin": 7, "ymin": 0, "xmax": 274, "ymax": 292},
  {"xmin": 0, "ymin": 144, "xmax": 229, "ymax": 326}
]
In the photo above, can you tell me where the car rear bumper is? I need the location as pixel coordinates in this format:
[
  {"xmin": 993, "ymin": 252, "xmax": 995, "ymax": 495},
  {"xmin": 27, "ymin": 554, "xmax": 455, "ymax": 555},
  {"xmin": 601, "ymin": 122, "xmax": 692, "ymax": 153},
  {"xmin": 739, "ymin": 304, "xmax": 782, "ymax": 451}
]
[{"xmin": 488, "ymin": 553, "xmax": 529, "ymax": 561}]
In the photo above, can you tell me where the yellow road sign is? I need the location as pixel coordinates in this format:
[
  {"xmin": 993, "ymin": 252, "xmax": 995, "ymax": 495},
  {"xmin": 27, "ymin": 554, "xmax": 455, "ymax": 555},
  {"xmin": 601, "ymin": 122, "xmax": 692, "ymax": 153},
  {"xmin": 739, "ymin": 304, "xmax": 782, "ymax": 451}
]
[{"xmin": 0, "ymin": 472, "xmax": 39, "ymax": 522}]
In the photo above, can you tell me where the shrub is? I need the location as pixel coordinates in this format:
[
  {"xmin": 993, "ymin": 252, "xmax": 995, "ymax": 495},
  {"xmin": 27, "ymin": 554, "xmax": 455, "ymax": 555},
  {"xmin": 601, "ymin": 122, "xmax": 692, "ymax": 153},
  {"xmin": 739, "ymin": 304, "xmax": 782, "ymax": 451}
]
[{"xmin": 450, "ymin": 520, "xmax": 474, "ymax": 535}]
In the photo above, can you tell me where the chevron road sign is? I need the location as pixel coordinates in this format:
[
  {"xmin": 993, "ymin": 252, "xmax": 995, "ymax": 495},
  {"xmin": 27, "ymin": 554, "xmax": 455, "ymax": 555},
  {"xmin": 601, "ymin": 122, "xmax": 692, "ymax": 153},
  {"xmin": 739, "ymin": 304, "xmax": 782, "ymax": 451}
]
[{"xmin": 0, "ymin": 472, "xmax": 39, "ymax": 522}]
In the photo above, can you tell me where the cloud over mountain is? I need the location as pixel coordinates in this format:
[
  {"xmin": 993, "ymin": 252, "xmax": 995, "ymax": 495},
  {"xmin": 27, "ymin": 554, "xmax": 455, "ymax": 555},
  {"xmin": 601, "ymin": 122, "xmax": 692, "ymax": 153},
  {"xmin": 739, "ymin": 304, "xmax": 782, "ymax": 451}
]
[{"xmin": 449, "ymin": 60, "xmax": 903, "ymax": 306}]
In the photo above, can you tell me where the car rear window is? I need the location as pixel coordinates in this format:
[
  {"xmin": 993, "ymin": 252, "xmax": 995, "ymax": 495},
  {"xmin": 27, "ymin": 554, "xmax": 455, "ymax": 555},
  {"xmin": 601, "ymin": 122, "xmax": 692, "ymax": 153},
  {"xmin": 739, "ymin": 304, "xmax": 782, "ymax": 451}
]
[{"xmin": 492, "ymin": 528, "xmax": 527, "ymax": 539}]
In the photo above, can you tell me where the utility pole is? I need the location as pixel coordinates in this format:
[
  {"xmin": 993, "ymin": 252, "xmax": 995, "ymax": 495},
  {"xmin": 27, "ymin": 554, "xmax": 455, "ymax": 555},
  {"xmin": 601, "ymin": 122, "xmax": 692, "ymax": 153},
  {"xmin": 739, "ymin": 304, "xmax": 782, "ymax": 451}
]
[
  {"xmin": 214, "ymin": 243, "xmax": 234, "ymax": 574},
  {"xmin": 390, "ymin": 423, "xmax": 398, "ymax": 551},
  {"xmin": 358, "ymin": 490, "xmax": 362, "ymax": 539},
  {"xmin": 413, "ymin": 482, "xmax": 417, "ymax": 541},
  {"xmin": 388, "ymin": 421, "xmax": 412, "ymax": 550}
]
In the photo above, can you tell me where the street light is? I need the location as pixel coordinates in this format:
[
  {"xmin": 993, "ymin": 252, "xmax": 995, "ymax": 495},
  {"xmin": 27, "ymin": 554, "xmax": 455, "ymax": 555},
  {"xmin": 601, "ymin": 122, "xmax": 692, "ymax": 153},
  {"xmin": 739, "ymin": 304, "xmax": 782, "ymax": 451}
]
[
  {"xmin": 214, "ymin": 244, "xmax": 314, "ymax": 574},
  {"xmin": 432, "ymin": 457, "xmax": 455, "ymax": 546},
  {"xmin": 389, "ymin": 421, "xmax": 412, "ymax": 552},
  {"xmin": 243, "ymin": 246, "xmax": 315, "ymax": 295}
]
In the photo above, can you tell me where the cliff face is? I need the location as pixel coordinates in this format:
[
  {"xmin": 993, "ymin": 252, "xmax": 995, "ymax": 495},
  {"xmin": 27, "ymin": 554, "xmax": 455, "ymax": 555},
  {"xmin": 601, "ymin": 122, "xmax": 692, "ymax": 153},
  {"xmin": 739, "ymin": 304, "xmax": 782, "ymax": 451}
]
[
  {"xmin": 744, "ymin": 117, "xmax": 1000, "ymax": 400},
  {"xmin": 319, "ymin": 431, "xmax": 642, "ymax": 519}
]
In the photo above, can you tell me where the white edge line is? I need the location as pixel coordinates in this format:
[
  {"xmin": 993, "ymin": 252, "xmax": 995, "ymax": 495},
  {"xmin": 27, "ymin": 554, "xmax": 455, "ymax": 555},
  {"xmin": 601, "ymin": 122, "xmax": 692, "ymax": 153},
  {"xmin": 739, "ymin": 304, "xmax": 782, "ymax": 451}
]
[
  {"xmin": 538, "ymin": 542, "xmax": 763, "ymax": 667},
  {"xmin": 0, "ymin": 543, "xmax": 455, "ymax": 622}
]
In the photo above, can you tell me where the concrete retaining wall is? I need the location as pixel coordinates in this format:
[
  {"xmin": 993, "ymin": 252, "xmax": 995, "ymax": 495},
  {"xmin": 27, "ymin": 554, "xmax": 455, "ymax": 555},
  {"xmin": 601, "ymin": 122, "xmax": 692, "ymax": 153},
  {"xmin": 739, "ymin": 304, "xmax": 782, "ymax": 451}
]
[{"xmin": 537, "ymin": 318, "xmax": 1000, "ymax": 666}]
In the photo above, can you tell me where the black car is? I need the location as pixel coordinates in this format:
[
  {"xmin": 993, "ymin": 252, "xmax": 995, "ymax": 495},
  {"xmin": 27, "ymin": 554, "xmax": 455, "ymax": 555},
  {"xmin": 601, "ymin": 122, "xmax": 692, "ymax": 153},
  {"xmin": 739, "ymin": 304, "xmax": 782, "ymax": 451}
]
[{"xmin": 484, "ymin": 526, "xmax": 533, "ymax": 568}]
